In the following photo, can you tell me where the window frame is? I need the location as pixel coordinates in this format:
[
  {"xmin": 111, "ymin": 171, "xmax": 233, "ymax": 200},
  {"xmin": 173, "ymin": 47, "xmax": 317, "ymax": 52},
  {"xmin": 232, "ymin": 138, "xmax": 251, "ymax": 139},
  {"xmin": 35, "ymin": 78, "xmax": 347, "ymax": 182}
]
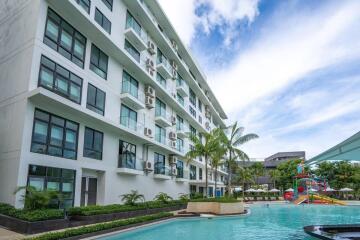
[
  {"xmin": 86, "ymin": 83, "xmax": 106, "ymax": 116},
  {"xmin": 83, "ymin": 127, "xmax": 104, "ymax": 160},
  {"xmin": 75, "ymin": 0, "xmax": 91, "ymax": 14},
  {"xmin": 90, "ymin": 44, "xmax": 109, "ymax": 80},
  {"xmin": 94, "ymin": 8, "xmax": 111, "ymax": 34},
  {"xmin": 101, "ymin": 0, "xmax": 113, "ymax": 11},
  {"xmin": 154, "ymin": 152, "xmax": 166, "ymax": 174},
  {"xmin": 119, "ymin": 140, "xmax": 137, "ymax": 169},
  {"xmin": 124, "ymin": 39, "xmax": 140, "ymax": 63},
  {"xmin": 120, "ymin": 104, "xmax": 138, "ymax": 130}
]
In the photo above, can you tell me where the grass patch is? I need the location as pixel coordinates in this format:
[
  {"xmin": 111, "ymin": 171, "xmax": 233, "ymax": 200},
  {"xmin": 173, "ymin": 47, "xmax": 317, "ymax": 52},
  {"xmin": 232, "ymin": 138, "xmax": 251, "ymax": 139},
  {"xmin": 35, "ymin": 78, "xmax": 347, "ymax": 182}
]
[
  {"xmin": 27, "ymin": 212, "xmax": 173, "ymax": 240},
  {"xmin": 68, "ymin": 200, "xmax": 185, "ymax": 216},
  {"xmin": 189, "ymin": 197, "xmax": 240, "ymax": 203},
  {"xmin": 0, "ymin": 203, "xmax": 64, "ymax": 222}
]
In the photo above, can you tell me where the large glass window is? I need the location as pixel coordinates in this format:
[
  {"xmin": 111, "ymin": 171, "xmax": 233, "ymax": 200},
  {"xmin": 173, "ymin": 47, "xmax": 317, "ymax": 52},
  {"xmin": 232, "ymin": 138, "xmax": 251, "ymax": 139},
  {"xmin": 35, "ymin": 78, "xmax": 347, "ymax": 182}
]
[
  {"xmin": 44, "ymin": 9, "xmax": 86, "ymax": 68},
  {"xmin": 154, "ymin": 153, "xmax": 165, "ymax": 174},
  {"xmin": 122, "ymin": 71, "xmax": 139, "ymax": 98},
  {"xmin": 156, "ymin": 73, "xmax": 166, "ymax": 88},
  {"xmin": 189, "ymin": 88, "xmax": 196, "ymax": 107},
  {"xmin": 83, "ymin": 127, "xmax": 103, "ymax": 160},
  {"xmin": 198, "ymin": 99, "xmax": 202, "ymax": 112},
  {"xmin": 102, "ymin": 0, "xmax": 113, "ymax": 11},
  {"xmin": 190, "ymin": 165, "xmax": 197, "ymax": 180},
  {"xmin": 120, "ymin": 105, "xmax": 137, "ymax": 130},
  {"xmin": 124, "ymin": 39, "xmax": 140, "ymax": 63},
  {"xmin": 31, "ymin": 109, "xmax": 79, "ymax": 160},
  {"xmin": 189, "ymin": 106, "xmax": 196, "ymax": 118},
  {"xmin": 155, "ymin": 98, "xmax": 166, "ymax": 117},
  {"xmin": 176, "ymin": 160, "xmax": 184, "ymax": 178},
  {"xmin": 190, "ymin": 125, "xmax": 196, "ymax": 138},
  {"xmin": 75, "ymin": 0, "xmax": 91, "ymax": 14},
  {"xmin": 155, "ymin": 124, "xmax": 165, "ymax": 144},
  {"xmin": 199, "ymin": 168, "xmax": 203, "ymax": 180},
  {"xmin": 126, "ymin": 11, "xmax": 141, "ymax": 36},
  {"xmin": 95, "ymin": 8, "xmax": 111, "ymax": 34},
  {"xmin": 90, "ymin": 44, "xmax": 108, "ymax": 79},
  {"xmin": 86, "ymin": 84, "xmax": 106, "ymax": 115},
  {"xmin": 176, "ymin": 137, "xmax": 184, "ymax": 152},
  {"xmin": 176, "ymin": 115, "xmax": 183, "ymax": 131},
  {"xmin": 119, "ymin": 140, "xmax": 136, "ymax": 169},
  {"xmin": 27, "ymin": 165, "xmax": 75, "ymax": 208},
  {"xmin": 38, "ymin": 55, "xmax": 82, "ymax": 103},
  {"xmin": 177, "ymin": 93, "xmax": 184, "ymax": 106}
]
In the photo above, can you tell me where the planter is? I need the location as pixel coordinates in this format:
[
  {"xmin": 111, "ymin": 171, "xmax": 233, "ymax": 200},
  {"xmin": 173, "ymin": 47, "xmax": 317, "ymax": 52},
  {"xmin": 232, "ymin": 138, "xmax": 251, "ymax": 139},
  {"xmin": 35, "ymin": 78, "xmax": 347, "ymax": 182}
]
[{"xmin": 186, "ymin": 202, "xmax": 244, "ymax": 215}]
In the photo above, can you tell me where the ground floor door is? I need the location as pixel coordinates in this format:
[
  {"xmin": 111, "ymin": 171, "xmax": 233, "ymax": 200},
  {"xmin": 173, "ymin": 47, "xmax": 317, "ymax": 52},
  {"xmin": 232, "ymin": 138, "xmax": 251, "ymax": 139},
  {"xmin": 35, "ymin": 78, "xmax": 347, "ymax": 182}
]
[{"xmin": 80, "ymin": 177, "xmax": 97, "ymax": 206}]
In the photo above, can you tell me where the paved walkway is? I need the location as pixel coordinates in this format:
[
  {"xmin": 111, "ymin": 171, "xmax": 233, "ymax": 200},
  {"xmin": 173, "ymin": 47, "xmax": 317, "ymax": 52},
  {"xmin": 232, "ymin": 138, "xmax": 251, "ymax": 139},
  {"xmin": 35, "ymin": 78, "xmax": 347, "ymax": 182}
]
[{"xmin": 0, "ymin": 227, "xmax": 24, "ymax": 240}]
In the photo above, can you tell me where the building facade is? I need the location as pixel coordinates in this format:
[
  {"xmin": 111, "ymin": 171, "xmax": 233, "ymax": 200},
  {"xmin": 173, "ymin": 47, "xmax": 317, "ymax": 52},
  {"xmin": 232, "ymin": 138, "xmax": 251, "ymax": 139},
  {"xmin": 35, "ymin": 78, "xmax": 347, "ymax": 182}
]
[{"xmin": 0, "ymin": 0, "xmax": 228, "ymax": 208}]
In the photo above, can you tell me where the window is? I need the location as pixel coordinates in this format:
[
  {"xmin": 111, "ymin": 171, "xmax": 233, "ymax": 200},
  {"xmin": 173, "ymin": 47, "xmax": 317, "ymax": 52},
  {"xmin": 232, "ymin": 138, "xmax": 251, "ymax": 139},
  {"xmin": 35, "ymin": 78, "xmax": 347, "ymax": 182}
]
[
  {"xmin": 119, "ymin": 140, "xmax": 136, "ymax": 169},
  {"xmin": 190, "ymin": 185, "xmax": 196, "ymax": 193},
  {"xmin": 190, "ymin": 165, "xmax": 197, "ymax": 180},
  {"xmin": 199, "ymin": 168, "xmax": 203, "ymax": 180},
  {"xmin": 101, "ymin": 0, "xmax": 113, "ymax": 11},
  {"xmin": 87, "ymin": 84, "xmax": 106, "ymax": 115},
  {"xmin": 176, "ymin": 160, "xmax": 184, "ymax": 178},
  {"xmin": 83, "ymin": 127, "xmax": 103, "ymax": 160},
  {"xmin": 95, "ymin": 8, "xmax": 111, "ymax": 34},
  {"xmin": 31, "ymin": 109, "xmax": 79, "ymax": 160},
  {"xmin": 198, "ymin": 99, "xmax": 202, "ymax": 112},
  {"xmin": 126, "ymin": 11, "xmax": 141, "ymax": 36},
  {"xmin": 124, "ymin": 39, "xmax": 140, "ymax": 63},
  {"xmin": 38, "ymin": 55, "xmax": 82, "ymax": 103},
  {"xmin": 155, "ymin": 98, "xmax": 166, "ymax": 118},
  {"xmin": 157, "ymin": 48, "xmax": 167, "ymax": 65},
  {"xmin": 198, "ymin": 132, "xmax": 203, "ymax": 142},
  {"xmin": 176, "ymin": 115, "xmax": 183, "ymax": 131},
  {"xmin": 122, "ymin": 71, "xmax": 139, "ymax": 98},
  {"xmin": 177, "ymin": 93, "xmax": 184, "ymax": 106},
  {"xmin": 155, "ymin": 124, "xmax": 166, "ymax": 144},
  {"xmin": 120, "ymin": 105, "xmax": 137, "ymax": 130},
  {"xmin": 27, "ymin": 165, "xmax": 76, "ymax": 208},
  {"xmin": 190, "ymin": 125, "xmax": 196, "ymax": 139},
  {"xmin": 189, "ymin": 88, "xmax": 196, "ymax": 106},
  {"xmin": 189, "ymin": 106, "xmax": 196, "ymax": 118},
  {"xmin": 76, "ymin": 0, "xmax": 91, "ymax": 14},
  {"xmin": 198, "ymin": 115, "xmax": 202, "ymax": 124},
  {"xmin": 90, "ymin": 44, "xmax": 108, "ymax": 79},
  {"xmin": 154, "ymin": 153, "xmax": 165, "ymax": 174},
  {"xmin": 176, "ymin": 137, "xmax": 184, "ymax": 152},
  {"xmin": 199, "ymin": 187, "xmax": 204, "ymax": 195},
  {"xmin": 156, "ymin": 73, "xmax": 166, "ymax": 88},
  {"xmin": 189, "ymin": 70, "xmax": 196, "ymax": 80},
  {"xmin": 44, "ymin": 9, "xmax": 86, "ymax": 68}
]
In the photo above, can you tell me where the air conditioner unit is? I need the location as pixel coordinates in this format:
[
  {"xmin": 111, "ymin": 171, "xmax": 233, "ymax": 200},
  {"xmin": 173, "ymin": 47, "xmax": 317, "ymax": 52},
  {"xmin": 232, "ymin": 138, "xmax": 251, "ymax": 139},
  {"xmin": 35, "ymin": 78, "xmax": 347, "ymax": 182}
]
[
  {"xmin": 205, "ymin": 111, "xmax": 211, "ymax": 119},
  {"xmin": 171, "ymin": 167, "xmax": 177, "ymax": 176},
  {"xmin": 143, "ymin": 161, "xmax": 153, "ymax": 171},
  {"xmin": 205, "ymin": 105, "xmax": 210, "ymax": 112},
  {"xmin": 171, "ymin": 60, "xmax": 178, "ymax": 70},
  {"xmin": 171, "ymin": 116, "xmax": 176, "ymax": 125},
  {"xmin": 169, "ymin": 155, "xmax": 177, "ymax": 165},
  {"xmin": 171, "ymin": 140, "xmax": 176, "ymax": 148},
  {"xmin": 145, "ymin": 85, "xmax": 155, "ymax": 98},
  {"xmin": 171, "ymin": 39, "xmax": 178, "ymax": 51},
  {"xmin": 145, "ymin": 96, "xmax": 154, "ymax": 108},
  {"xmin": 144, "ymin": 127, "xmax": 153, "ymax": 137},
  {"xmin": 146, "ymin": 58, "xmax": 154, "ymax": 70},
  {"xmin": 147, "ymin": 41, "xmax": 156, "ymax": 55},
  {"xmin": 169, "ymin": 131, "xmax": 177, "ymax": 140},
  {"xmin": 147, "ymin": 68, "xmax": 154, "ymax": 77},
  {"xmin": 205, "ymin": 122, "xmax": 210, "ymax": 129}
]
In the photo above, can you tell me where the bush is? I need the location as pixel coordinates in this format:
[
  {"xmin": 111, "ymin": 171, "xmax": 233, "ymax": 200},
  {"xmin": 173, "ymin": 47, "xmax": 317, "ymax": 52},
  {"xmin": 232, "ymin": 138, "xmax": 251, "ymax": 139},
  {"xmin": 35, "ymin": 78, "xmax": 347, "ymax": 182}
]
[
  {"xmin": 68, "ymin": 200, "xmax": 185, "ymax": 216},
  {"xmin": 153, "ymin": 192, "xmax": 173, "ymax": 203},
  {"xmin": 27, "ymin": 212, "xmax": 173, "ymax": 240},
  {"xmin": 189, "ymin": 197, "xmax": 240, "ymax": 203},
  {"xmin": 0, "ymin": 203, "xmax": 64, "ymax": 222},
  {"xmin": 190, "ymin": 192, "xmax": 204, "ymax": 199}
]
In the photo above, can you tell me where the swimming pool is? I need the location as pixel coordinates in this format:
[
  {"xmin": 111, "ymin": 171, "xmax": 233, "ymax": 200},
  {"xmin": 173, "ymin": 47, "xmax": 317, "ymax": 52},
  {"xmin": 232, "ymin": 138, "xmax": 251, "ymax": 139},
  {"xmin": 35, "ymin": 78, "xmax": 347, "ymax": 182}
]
[{"xmin": 97, "ymin": 204, "xmax": 360, "ymax": 240}]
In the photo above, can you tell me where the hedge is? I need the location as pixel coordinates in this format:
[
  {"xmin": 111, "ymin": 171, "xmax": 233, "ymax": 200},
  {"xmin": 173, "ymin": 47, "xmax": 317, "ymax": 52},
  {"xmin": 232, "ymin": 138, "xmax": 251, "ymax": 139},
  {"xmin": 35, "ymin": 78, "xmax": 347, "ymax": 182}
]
[
  {"xmin": 0, "ymin": 203, "xmax": 64, "ymax": 222},
  {"xmin": 189, "ymin": 197, "xmax": 240, "ymax": 203},
  {"xmin": 27, "ymin": 212, "xmax": 173, "ymax": 240},
  {"xmin": 68, "ymin": 200, "xmax": 186, "ymax": 216}
]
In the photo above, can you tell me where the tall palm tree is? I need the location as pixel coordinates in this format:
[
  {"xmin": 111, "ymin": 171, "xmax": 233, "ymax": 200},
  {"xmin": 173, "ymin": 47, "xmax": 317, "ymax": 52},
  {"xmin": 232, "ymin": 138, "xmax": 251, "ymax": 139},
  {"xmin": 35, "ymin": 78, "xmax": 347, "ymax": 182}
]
[
  {"xmin": 222, "ymin": 122, "xmax": 258, "ymax": 195},
  {"xmin": 210, "ymin": 146, "xmax": 227, "ymax": 197},
  {"xmin": 186, "ymin": 128, "xmax": 223, "ymax": 197},
  {"xmin": 236, "ymin": 167, "xmax": 254, "ymax": 199}
]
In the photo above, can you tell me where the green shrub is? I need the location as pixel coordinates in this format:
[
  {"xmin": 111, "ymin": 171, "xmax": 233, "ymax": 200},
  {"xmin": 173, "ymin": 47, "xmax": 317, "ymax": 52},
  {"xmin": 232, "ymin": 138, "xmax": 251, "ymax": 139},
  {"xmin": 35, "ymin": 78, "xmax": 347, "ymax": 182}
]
[
  {"xmin": 27, "ymin": 212, "xmax": 173, "ymax": 240},
  {"xmin": 153, "ymin": 192, "xmax": 173, "ymax": 203},
  {"xmin": 68, "ymin": 200, "xmax": 185, "ymax": 216},
  {"xmin": 190, "ymin": 192, "xmax": 204, "ymax": 199},
  {"xmin": 0, "ymin": 203, "xmax": 63, "ymax": 221},
  {"xmin": 189, "ymin": 197, "xmax": 240, "ymax": 203},
  {"xmin": 120, "ymin": 190, "xmax": 145, "ymax": 205}
]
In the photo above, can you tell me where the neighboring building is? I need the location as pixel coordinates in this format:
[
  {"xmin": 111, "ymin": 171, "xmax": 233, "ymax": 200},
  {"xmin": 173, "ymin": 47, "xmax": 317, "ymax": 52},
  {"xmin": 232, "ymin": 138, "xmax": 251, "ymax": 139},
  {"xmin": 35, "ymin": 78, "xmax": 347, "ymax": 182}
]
[{"xmin": 0, "ymin": 0, "xmax": 228, "ymax": 208}]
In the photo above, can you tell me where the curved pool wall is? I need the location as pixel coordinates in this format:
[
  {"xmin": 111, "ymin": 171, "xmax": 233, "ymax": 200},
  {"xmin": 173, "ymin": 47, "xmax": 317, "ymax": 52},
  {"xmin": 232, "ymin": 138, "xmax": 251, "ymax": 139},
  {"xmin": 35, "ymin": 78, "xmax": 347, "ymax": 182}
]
[{"xmin": 97, "ymin": 204, "xmax": 360, "ymax": 240}]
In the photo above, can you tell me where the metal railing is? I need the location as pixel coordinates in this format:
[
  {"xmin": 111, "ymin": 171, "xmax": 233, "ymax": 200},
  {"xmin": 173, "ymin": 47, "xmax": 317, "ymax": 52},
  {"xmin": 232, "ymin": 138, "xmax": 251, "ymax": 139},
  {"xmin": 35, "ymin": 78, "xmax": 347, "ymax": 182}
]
[
  {"xmin": 125, "ymin": 15, "xmax": 148, "ymax": 43},
  {"xmin": 121, "ymin": 82, "xmax": 145, "ymax": 102},
  {"xmin": 154, "ymin": 163, "xmax": 172, "ymax": 176},
  {"xmin": 156, "ymin": 55, "xmax": 172, "ymax": 73},
  {"xmin": 118, "ymin": 156, "xmax": 144, "ymax": 171}
]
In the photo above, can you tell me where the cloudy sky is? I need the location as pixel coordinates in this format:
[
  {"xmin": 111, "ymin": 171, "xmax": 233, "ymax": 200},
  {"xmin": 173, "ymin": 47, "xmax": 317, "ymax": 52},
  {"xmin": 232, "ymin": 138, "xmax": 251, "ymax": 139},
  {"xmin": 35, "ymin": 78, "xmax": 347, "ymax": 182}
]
[{"xmin": 158, "ymin": 0, "xmax": 360, "ymax": 159}]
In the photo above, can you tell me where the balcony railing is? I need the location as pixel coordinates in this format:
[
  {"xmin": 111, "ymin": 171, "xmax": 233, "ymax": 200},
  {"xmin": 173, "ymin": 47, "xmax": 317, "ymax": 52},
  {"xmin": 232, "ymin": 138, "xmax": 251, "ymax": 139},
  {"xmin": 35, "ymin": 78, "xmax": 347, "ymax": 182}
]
[
  {"xmin": 121, "ymin": 83, "xmax": 145, "ymax": 102},
  {"xmin": 125, "ymin": 15, "xmax": 148, "ymax": 43},
  {"xmin": 156, "ymin": 55, "xmax": 172, "ymax": 74},
  {"xmin": 118, "ymin": 156, "xmax": 144, "ymax": 171},
  {"xmin": 154, "ymin": 163, "xmax": 172, "ymax": 176}
]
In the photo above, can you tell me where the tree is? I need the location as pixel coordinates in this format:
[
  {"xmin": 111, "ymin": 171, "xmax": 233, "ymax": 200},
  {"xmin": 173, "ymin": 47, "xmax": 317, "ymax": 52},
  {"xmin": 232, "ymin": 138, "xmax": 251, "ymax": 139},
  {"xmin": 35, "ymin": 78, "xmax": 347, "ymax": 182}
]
[
  {"xmin": 250, "ymin": 162, "xmax": 264, "ymax": 186},
  {"xmin": 120, "ymin": 190, "xmax": 145, "ymax": 205},
  {"xmin": 235, "ymin": 167, "xmax": 254, "ymax": 199},
  {"xmin": 222, "ymin": 122, "xmax": 258, "ymax": 195},
  {"xmin": 210, "ymin": 146, "xmax": 227, "ymax": 197},
  {"xmin": 186, "ymin": 128, "xmax": 223, "ymax": 197},
  {"xmin": 269, "ymin": 169, "xmax": 281, "ymax": 189},
  {"xmin": 14, "ymin": 186, "xmax": 61, "ymax": 210},
  {"xmin": 276, "ymin": 159, "xmax": 308, "ymax": 190}
]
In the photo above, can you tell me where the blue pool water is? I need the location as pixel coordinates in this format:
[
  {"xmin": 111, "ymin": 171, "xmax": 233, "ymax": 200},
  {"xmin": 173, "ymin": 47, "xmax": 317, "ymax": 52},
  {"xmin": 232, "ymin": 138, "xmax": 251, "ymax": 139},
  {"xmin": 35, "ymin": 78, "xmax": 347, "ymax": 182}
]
[{"xmin": 99, "ymin": 204, "xmax": 360, "ymax": 240}]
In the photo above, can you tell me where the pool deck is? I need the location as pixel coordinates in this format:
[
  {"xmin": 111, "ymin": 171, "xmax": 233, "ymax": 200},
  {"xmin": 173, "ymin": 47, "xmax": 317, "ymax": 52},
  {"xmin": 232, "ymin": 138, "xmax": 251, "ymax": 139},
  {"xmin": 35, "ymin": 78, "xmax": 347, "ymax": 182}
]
[{"xmin": 0, "ymin": 227, "xmax": 24, "ymax": 240}]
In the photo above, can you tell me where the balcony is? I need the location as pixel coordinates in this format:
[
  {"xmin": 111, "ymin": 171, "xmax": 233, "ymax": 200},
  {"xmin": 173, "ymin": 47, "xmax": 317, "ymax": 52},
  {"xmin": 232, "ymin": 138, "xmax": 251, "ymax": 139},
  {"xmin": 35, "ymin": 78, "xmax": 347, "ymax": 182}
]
[
  {"xmin": 125, "ymin": 18, "xmax": 147, "ymax": 51},
  {"xmin": 156, "ymin": 56, "xmax": 172, "ymax": 79},
  {"xmin": 155, "ymin": 110, "xmax": 172, "ymax": 127},
  {"xmin": 176, "ymin": 79, "xmax": 188, "ymax": 97},
  {"xmin": 120, "ymin": 85, "xmax": 145, "ymax": 110},
  {"xmin": 153, "ymin": 164, "xmax": 172, "ymax": 180},
  {"xmin": 176, "ymin": 124, "xmax": 188, "ymax": 138},
  {"xmin": 176, "ymin": 169, "xmax": 189, "ymax": 182},
  {"xmin": 119, "ymin": 116, "xmax": 145, "ymax": 136},
  {"xmin": 117, "ymin": 157, "xmax": 144, "ymax": 175}
]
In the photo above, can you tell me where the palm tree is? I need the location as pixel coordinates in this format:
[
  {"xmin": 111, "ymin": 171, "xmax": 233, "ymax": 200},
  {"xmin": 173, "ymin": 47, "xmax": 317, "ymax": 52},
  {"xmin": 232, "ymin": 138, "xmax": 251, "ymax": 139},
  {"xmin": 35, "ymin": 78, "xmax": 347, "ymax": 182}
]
[
  {"xmin": 186, "ymin": 128, "xmax": 223, "ymax": 197},
  {"xmin": 120, "ymin": 190, "xmax": 145, "ymax": 205},
  {"xmin": 269, "ymin": 169, "xmax": 281, "ymax": 189},
  {"xmin": 14, "ymin": 186, "xmax": 61, "ymax": 210},
  {"xmin": 222, "ymin": 122, "xmax": 258, "ymax": 195},
  {"xmin": 250, "ymin": 162, "xmax": 265, "ymax": 186},
  {"xmin": 154, "ymin": 192, "xmax": 173, "ymax": 203},
  {"xmin": 236, "ymin": 167, "xmax": 254, "ymax": 199},
  {"xmin": 210, "ymin": 146, "xmax": 227, "ymax": 197}
]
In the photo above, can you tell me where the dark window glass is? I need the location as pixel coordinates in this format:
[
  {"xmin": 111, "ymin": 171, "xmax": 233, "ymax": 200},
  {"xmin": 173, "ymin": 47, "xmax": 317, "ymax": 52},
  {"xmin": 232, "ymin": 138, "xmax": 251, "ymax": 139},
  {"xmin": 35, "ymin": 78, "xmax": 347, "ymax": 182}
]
[
  {"xmin": 190, "ymin": 165, "xmax": 197, "ymax": 180},
  {"xmin": 154, "ymin": 153, "xmax": 165, "ymax": 174},
  {"xmin": 199, "ymin": 168, "xmax": 203, "ymax": 180},
  {"xmin": 83, "ymin": 127, "xmax": 103, "ymax": 160},
  {"xmin": 31, "ymin": 109, "xmax": 79, "ymax": 160},
  {"xmin": 189, "ymin": 106, "xmax": 196, "ymax": 118},
  {"xmin": 76, "ymin": 0, "xmax": 91, "ymax": 14},
  {"xmin": 176, "ymin": 160, "xmax": 184, "ymax": 178},
  {"xmin": 156, "ymin": 73, "xmax": 166, "ymax": 88},
  {"xmin": 120, "ymin": 105, "xmax": 137, "ymax": 130},
  {"xmin": 86, "ymin": 84, "xmax": 106, "ymax": 115},
  {"xmin": 124, "ymin": 39, "xmax": 140, "ymax": 63},
  {"xmin": 122, "ymin": 71, "xmax": 139, "ymax": 98},
  {"xmin": 38, "ymin": 55, "xmax": 82, "ymax": 103},
  {"xmin": 27, "ymin": 164, "xmax": 75, "ymax": 208},
  {"xmin": 155, "ymin": 124, "xmax": 166, "ymax": 144},
  {"xmin": 176, "ymin": 115, "xmax": 183, "ymax": 131},
  {"xmin": 176, "ymin": 137, "xmax": 184, "ymax": 152},
  {"xmin": 126, "ymin": 11, "xmax": 141, "ymax": 36},
  {"xmin": 95, "ymin": 8, "xmax": 111, "ymax": 34},
  {"xmin": 102, "ymin": 0, "xmax": 113, "ymax": 11},
  {"xmin": 44, "ymin": 8, "xmax": 86, "ymax": 68},
  {"xmin": 198, "ymin": 99, "xmax": 202, "ymax": 112},
  {"xmin": 119, "ymin": 140, "xmax": 136, "ymax": 169},
  {"xmin": 155, "ymin": 98, "xmax": 166, "ymax": 118},
  {"xmin": 189, "ymin": 88, "xmax": 196, "ymax": 106},
  {"xmin": 190, "ymin": 125, "xmax": 196, "ymax": 138},
  {"xmin": 90, "ymin": 44, "xmax": 108, "ymax": 79},
  {"xmin": 177, "ymin": 93, "xmax": 184, "ymax": 106}
]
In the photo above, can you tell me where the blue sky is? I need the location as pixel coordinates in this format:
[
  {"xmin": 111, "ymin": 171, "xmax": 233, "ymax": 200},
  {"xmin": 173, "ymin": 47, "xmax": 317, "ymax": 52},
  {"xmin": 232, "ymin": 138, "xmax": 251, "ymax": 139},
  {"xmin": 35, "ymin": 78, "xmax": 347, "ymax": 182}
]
[{"xmin": 158, "ymin": 0, "xmax": 360, "ymax": 159}]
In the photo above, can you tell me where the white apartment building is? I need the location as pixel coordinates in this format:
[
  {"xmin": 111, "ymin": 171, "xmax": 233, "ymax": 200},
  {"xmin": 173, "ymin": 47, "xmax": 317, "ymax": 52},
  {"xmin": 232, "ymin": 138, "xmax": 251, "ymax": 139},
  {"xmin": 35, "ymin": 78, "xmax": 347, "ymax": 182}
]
[{"xmin": 0, "ymin": 0, "xmax": 228, "ymax": 208}]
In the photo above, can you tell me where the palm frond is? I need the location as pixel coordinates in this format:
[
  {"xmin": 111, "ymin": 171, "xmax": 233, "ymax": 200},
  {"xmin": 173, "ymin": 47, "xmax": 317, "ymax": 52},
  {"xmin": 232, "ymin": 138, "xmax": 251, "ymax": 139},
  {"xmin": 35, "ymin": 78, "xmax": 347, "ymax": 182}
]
[{"xmin": 233, "ymin": 133, "xmax": 259, "ymax": 146}]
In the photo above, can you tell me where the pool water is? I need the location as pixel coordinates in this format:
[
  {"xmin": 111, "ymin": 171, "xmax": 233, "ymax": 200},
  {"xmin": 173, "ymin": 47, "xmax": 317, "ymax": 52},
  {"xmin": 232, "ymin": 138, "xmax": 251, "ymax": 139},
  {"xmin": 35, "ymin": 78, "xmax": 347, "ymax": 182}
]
[{"xmin": 99, "ymin": 204, "xmax": 360, "ymax": 240}]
